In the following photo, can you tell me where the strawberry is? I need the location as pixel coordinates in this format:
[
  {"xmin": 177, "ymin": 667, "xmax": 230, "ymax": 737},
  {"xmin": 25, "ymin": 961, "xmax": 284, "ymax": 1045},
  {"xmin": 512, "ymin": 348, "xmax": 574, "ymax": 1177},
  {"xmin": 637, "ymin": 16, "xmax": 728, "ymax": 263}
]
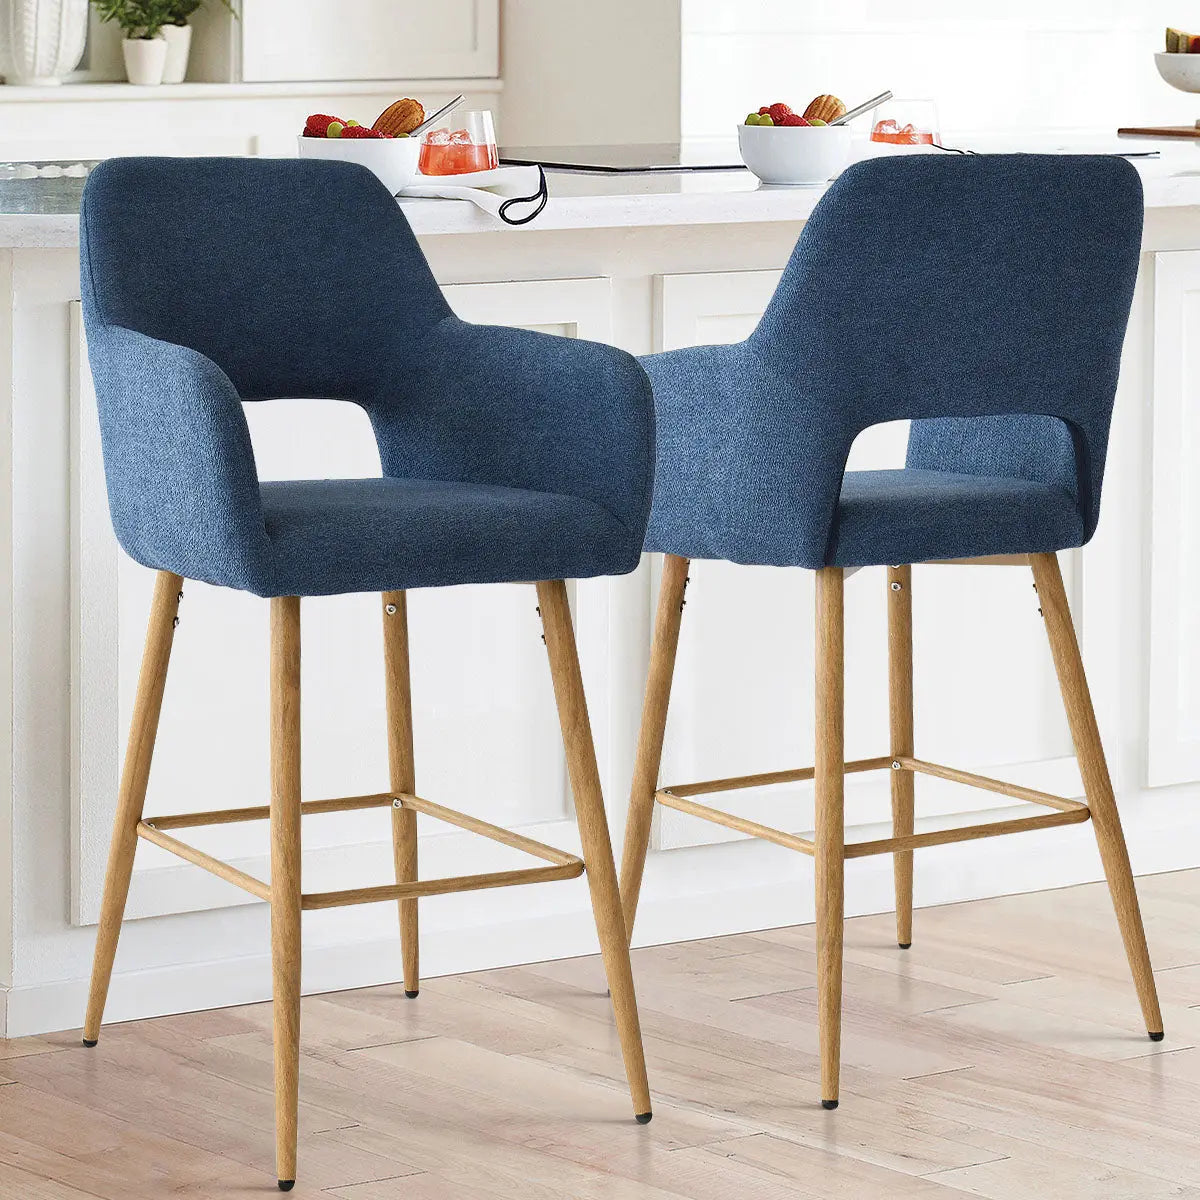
[
  {"xmin": 341, "ymin": 125, "xmax": 387, "ymax": 139},
  {"xmin": 779, "ymin": 113, "xmax": 810, "ymax": 126},
  {"xmin": 767, "ymin": 102, "xmax": 793, "ymax": 123},
  {"xmin": 758, "ymin": 106, "xmax": 772, "ymax": 115},
  {"xmin": 304, "ymin": 113, "xmax": 346, "ymax": 138}
]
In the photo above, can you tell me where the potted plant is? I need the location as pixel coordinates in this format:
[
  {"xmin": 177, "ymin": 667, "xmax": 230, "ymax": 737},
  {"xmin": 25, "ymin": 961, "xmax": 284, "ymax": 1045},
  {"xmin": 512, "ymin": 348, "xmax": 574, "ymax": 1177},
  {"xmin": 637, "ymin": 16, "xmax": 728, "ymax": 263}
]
[
  {"xmin": 90, "ymin": 0, "xmax": 173, "ymax": 85},
  {"xmin": 160, "ymin": 0, "xmax": 235, "ymax": 84}
]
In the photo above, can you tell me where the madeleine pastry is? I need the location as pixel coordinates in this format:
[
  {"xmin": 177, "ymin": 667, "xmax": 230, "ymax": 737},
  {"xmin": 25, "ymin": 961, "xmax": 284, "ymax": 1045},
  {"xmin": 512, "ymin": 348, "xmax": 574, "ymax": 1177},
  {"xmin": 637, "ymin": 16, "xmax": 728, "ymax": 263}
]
[
  {"xmin": 373, "ymin": 98, "xmax": 426, "ymax": 137},
  {"xmin": 803, "ymin": 94, "xmax": 847, "ymax": 124}
]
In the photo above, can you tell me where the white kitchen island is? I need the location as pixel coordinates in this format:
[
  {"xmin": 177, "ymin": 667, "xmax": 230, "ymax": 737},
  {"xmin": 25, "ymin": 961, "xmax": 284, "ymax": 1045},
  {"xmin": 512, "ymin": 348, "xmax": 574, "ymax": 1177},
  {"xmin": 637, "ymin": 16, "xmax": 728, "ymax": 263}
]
[{"xmin": 2, "ymin": 145, "xmax": 1200, "ymax": 1037}]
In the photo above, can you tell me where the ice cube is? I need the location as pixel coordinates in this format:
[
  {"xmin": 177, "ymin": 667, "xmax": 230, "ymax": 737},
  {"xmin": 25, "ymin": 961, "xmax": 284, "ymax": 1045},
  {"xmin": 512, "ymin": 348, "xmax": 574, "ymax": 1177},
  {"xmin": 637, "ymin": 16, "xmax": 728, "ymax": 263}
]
[
  {"xmin": 899, "ymin": 123, "xmax": 916, "ymax": 135},
  {"xmin": 449, "ymin": 129, "xmax": 472, "ymax": 143},
  {"xmin": 425, "ymin": 129, "xmax": 451, "ymax": 144}
]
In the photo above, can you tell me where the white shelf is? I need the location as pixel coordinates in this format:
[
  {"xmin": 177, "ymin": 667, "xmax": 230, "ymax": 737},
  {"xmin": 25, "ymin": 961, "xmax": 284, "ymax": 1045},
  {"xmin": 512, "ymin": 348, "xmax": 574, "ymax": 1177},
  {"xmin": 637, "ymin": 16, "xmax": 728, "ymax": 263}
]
[{"xmin": 0, "ymin": 78, "xmax": 501, "ymax": 103}]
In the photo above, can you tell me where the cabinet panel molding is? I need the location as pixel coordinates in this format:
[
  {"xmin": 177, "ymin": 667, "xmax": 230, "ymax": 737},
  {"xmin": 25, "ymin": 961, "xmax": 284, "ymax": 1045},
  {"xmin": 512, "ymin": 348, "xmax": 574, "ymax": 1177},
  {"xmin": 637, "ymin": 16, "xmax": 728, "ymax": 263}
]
[
  {"xmin": 240, "ymin": 0, "xmax": 498, "ymax": 82},
  {"xmin": 1148, "ymin": 250, "xmax": 1200, "ymax": 786}
]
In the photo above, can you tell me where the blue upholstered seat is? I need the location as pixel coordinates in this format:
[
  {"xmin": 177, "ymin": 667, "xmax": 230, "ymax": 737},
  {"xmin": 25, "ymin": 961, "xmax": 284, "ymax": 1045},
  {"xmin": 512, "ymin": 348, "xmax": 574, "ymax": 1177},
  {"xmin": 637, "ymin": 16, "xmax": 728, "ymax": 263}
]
[
  {"xmin": 641, "ymin": 154, "xmax": 1142, "ymax": 568},
  {"xmin": 80, "ymin": 158, "xmax": 654, "ymax": 597}
]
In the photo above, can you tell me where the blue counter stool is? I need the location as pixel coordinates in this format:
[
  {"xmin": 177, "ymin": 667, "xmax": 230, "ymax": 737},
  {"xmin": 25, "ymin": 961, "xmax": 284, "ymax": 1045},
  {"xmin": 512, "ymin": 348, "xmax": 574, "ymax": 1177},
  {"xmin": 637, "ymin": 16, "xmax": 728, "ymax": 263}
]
[
  {"xmin": 618, "ymin": 154, "xmax": 1163, "ymax": 1111},
  {"xmin": 78, "ymin": 157, "xmax": 655, "ymax": 1189}
]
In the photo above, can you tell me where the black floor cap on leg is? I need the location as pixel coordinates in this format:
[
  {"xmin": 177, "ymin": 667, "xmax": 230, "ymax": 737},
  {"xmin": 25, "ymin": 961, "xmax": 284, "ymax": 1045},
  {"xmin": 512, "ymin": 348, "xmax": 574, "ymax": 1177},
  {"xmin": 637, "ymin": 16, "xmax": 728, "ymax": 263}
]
[
  {"xmin": 821, "ymin": 1099, "xmax": 839, "ymax": 1111},
  {"xmin": 82, "ymin": 1038, "xmax": 98, "ymax": 1047},
  {"xmin": 277, "ymin": 1180, "xmax": 295, "ymax": 1192},
  {"xmin": 635, "ymin": 1112, "xmax": 653, "ymax": 1125},
  {"xmin": 898, "ymin": 942, "xmax": 912, "ymax": 950},
  {"xmin": 405, "ymin": 990, "xmax": 419, "ymax": 999},
  {"xmin": 1149, "ymin": 1031, "xmax": 1165, "ymax": 1042}
]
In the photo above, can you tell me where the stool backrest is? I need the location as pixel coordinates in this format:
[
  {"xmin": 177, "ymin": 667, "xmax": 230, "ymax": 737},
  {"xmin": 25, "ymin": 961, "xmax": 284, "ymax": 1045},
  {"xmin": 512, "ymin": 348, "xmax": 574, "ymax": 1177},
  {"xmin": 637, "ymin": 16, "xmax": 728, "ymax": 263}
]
[
  {"xmin": 750, "ymin": 153, "xmax": 1142, "ymax": 539},
  {"xmin": 81, "ymin": 156, "xmax": 450, "ymax": 402}
]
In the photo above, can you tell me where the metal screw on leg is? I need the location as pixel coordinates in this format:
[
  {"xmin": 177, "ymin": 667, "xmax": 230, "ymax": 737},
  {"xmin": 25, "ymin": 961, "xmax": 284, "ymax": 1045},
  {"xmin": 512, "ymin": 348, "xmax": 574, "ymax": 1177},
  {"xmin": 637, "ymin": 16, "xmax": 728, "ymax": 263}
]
[
  {"xmin": 385, "ymin": 603, "xmax": 397, "ymax": 615},
  {"xmin": 890, "ymin": 581, "xmax": 902, "ymax": 592}
]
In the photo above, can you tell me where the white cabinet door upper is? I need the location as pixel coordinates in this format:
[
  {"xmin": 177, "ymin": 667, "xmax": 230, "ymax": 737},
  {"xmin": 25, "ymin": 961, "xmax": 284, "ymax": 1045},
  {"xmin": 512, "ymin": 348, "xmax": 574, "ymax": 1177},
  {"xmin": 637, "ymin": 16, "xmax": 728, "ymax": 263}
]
[
  {"xmin": 1148, "ymin": 250, "xmax": 1200, "ymax": 786},
  {"xmin": 240, "ymin": 0, "xmax": 499, "ymax": 82},
  {"xmin": 652, "ymin": 269, "xmax": 1079, "ymax": 852}
]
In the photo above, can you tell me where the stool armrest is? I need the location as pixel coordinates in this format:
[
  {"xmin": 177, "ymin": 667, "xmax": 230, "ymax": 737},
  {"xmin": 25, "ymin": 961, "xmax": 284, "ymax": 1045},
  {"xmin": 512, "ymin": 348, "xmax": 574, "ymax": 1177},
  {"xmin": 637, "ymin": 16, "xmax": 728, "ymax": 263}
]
[
  {"xmin": 85, "ymin": 324, "xmax": 270, "ymax": 587},
  {"xmin": 642, "ymin": 342, "xmax": 851, "ymax": 566},
  {"xmin": 372, "ymin": 316, "xmax": 655, "ymax": 546}
]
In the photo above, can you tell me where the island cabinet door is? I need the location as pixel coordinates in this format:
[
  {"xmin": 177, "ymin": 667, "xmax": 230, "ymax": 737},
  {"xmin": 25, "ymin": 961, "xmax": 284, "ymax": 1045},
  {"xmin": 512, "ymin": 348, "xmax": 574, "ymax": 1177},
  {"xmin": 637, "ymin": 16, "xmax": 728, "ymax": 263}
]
[
  {"xmin": 1148, "ymin": 250, "xmax": 1200, "ymax": 786},
  {"xmin": 70, "ymin": 282, "xmax": 609, "ymax": 927},
  {"xmin": 239, "ymin": 0, "xmax": 498, "ymax": 82},
  {"xmin": 650, "ymin": 269, "xmax": 1083, "ymax": 854}
]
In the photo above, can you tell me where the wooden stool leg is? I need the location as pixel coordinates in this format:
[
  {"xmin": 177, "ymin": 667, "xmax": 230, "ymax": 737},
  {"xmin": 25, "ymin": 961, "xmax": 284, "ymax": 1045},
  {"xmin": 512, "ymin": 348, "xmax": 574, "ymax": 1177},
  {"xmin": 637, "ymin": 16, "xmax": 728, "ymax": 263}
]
[
  {"xmin": 619, "ymin": 554, "xmax": 690, "ymax": 942},
  {"xmin": 83, "ymin": 570, "xmax": 184, "ymax": 1046},
  {"xmin": 270, "ymin": 596, "xmax": 303, "ymax": 1191},
  {"xmin": 382, "ymin": 591, "xmax": 419, "ymax": 998},
  {"xmin": 1030, "ymin": 553, "xmax": 1163, "ymax": 1040},
  {"xmin": 815, "ymin": 567, "xmax": 845, "ymax": 1109},
  {"xmin": 887, "ymin": 565, "xmax": 915, "ymax": 950},
  {"xmin": 537, "ymin": 580, "xmax": 653, "ymax": 1122}
]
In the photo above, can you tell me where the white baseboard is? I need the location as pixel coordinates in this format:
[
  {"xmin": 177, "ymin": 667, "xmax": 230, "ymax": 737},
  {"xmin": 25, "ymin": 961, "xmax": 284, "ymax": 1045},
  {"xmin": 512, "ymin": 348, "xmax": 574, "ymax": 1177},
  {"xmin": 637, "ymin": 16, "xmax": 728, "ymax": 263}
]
[{"xmin": 7, "ymin": 790, "xmax": 1199, "ymax": 1039}]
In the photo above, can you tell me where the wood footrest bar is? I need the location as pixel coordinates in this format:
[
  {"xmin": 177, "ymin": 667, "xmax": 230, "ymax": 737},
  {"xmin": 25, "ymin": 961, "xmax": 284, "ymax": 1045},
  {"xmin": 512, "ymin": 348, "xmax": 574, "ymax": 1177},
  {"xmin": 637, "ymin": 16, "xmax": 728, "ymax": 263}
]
[
  {"xmin": 138, "ymin": 791, "xmax": 585, "ymax": 911},
  {"xmin": 656, "ymin": 790, "xmax": 817, "ymax": 855},
  {"xmin": 656, "ymin": 753, "xmax": 1092, "ymax": 861},
  {"xmin": 301, "ymin": 860, "xmax": 584, "ymax": 910},
  {"xmin": 842, "ymin": 806, "xmax": 1090, "ymax": 858},
  {"xmin": 137, "ymin": 821, "xmax": 272, "ymax": 901},
  {"xmin": 394, "ymin": 793, "xmax": 581, "ymax": 868},
  {"xmin": 144, "ymin": 793, "xmax": 396, "ymax": 831},
  {"xmin": 897, "ymin": 758, "xmax": 1087, "ymax": 814},
  {"xmin": 662, "ymin": 756, "xmax": 893, "ymax": 799}
]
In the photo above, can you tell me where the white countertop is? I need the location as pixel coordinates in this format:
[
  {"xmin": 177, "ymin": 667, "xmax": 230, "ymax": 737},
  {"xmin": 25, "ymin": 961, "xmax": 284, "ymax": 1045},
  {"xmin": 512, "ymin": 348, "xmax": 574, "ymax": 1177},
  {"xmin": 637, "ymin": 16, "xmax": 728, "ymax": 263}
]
[{"xmin": 4, "ymin": 134, "xmax": 1200, "ymax": 249}]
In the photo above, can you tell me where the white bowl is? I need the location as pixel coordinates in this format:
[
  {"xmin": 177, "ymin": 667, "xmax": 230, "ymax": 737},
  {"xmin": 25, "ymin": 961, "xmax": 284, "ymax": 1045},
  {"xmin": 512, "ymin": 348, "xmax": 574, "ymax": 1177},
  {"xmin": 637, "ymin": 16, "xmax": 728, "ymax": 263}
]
[
  {"xmin": 736, "ymin": 123, "xmax": 853, "ymax": 186},
  {"xmin": 297, "ymin": 134, "xmax": 421, "ymax": 195},
  {"xmin": 1155, "ymin": 51, "xmax": 1200, "ymax": 94}
]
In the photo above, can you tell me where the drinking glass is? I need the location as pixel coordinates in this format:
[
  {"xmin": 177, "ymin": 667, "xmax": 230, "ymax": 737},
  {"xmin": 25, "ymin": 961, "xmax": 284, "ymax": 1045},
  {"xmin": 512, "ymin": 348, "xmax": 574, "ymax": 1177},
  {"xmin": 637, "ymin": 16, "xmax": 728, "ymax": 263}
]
[
  {"xmin": 869, "ymin": 99, "xmax": 941, "ymax": 147},
  {"xmin": 418, "ymin": 110, "xmax": 499, "ymax": 175}
]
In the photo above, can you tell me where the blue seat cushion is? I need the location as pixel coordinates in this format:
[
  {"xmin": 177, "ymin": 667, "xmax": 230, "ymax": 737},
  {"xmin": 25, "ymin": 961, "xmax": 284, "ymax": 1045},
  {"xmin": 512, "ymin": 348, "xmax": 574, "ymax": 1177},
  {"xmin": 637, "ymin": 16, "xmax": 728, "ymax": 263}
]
[
  {"xmin": 827, "ymin": 469, "xmax": 1084, "ymax": 567},
  {"xmin": 239, "ymin": 477, "xmax": 638, "ymax": 597}
]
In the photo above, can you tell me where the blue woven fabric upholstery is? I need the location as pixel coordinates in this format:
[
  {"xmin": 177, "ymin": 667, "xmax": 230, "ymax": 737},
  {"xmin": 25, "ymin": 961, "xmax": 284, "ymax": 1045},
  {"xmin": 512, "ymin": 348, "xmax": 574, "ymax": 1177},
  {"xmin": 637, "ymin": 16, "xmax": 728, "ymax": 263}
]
[
  {"xmin": 642, "ymin": 154, "xmax": 1142, "ymax": 567},
  {"xmin": 80, "ymin": 157, "xmax": 654, "ymax": 597}
]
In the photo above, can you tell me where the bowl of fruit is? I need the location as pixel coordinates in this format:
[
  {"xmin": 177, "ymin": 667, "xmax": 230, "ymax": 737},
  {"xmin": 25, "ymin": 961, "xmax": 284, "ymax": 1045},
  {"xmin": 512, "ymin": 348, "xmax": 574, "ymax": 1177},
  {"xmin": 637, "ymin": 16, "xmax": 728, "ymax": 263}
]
[
  {"xmin": 298, "ymin": 100, "xmax": 426, "ymax": 195},
  {"xmin": 737, "ymin": 96, "xmax": 853, "ymax": 186},
  {"xmin": 1156, "ymin": 28, "xmax": 1200, "ymax": 93}
]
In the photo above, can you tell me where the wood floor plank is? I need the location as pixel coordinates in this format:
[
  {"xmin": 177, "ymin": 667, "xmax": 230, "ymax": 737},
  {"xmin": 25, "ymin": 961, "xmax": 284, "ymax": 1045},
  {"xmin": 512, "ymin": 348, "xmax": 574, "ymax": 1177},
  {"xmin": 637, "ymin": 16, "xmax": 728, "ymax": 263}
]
[
  {"xmin": 697, "ymin": 1132, "xmax": 983, "ymax": 1198},
  {"xmin": 5, "ymin": 868, "xmax": 1199, "ymax": 1196}
]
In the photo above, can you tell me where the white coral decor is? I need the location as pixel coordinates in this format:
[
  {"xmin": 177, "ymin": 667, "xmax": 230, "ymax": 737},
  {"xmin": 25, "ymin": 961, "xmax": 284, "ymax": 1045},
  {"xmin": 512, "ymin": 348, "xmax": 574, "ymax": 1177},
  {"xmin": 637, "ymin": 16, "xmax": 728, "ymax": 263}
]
[{"xmin": 0, "ymin": 0, "xmax": 89, "ymax": 85}]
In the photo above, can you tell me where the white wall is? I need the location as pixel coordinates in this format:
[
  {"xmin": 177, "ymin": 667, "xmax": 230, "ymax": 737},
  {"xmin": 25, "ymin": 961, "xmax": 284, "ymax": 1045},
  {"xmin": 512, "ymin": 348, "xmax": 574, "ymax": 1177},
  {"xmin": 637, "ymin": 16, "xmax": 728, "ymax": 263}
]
[
  {"xmin": 500, "ymin": 0, "xmax": 681, "ymax": 145},
  {"xmin": 682, "ymin": 0, "xmax": 1199, "ymax": 139}
]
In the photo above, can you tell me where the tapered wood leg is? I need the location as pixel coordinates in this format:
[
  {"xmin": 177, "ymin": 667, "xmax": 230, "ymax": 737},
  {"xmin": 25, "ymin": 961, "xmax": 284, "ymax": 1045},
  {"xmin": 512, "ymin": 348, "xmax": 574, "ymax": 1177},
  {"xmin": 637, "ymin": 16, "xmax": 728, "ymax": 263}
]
[
  {"xmin": 887, "ymin": 565, "xmax": 915, "ymax": 950},
  {"xmin": 620, "ymin": 554, "xmax": 690, "ymax": 942},
  {"xmin": 83, "ymin": 570, "xmax": 184, "ymax": 1046},
  {"xmin": 382, "ymin": 591, "xmax": 419, "ymax": 998},
  {"xmin": 1030, "ymin": 553, "xmax": 1163, "ymax": 1040},
  {"xmin": 536, "ymin": 580, "xmax": 653, "ymax": 1122},
  {"xmin": 270, "ymin": 596, "xmax": 303, "ymax": 1191},
  {"xmin": 815, "ymin": 567, "xmax": 845, "ymax": 1109}
]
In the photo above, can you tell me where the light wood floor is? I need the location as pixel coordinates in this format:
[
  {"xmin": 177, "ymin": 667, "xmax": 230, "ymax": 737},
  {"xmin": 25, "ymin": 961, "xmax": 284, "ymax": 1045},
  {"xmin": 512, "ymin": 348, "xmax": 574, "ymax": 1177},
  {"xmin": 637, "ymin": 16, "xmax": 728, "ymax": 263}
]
[{"xmin": 3, "ymin": 869, "xmax": 1200, "ymax": 1199}]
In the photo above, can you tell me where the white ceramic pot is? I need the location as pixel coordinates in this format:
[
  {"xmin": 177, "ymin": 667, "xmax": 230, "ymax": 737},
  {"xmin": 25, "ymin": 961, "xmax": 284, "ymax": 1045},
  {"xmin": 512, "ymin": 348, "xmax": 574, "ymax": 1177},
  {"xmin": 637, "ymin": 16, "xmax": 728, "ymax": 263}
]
[
  {"xmin": 122, "ymin": 35, "xmax": 167, "ymax": 86},
  {"xmin": 297, "ymin": 134, "xmax": 423, "ymax": 195},
  {"xmin": 0, "ymin": 0, "xmax": 88, "ymax": 85},
  {"xmin": 160, "ymin": 22, "xmax": 192, "ymax": 84},
  {"xmin": 736, "ymin": 123, "xmax": 853, "ymax": 187}
]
